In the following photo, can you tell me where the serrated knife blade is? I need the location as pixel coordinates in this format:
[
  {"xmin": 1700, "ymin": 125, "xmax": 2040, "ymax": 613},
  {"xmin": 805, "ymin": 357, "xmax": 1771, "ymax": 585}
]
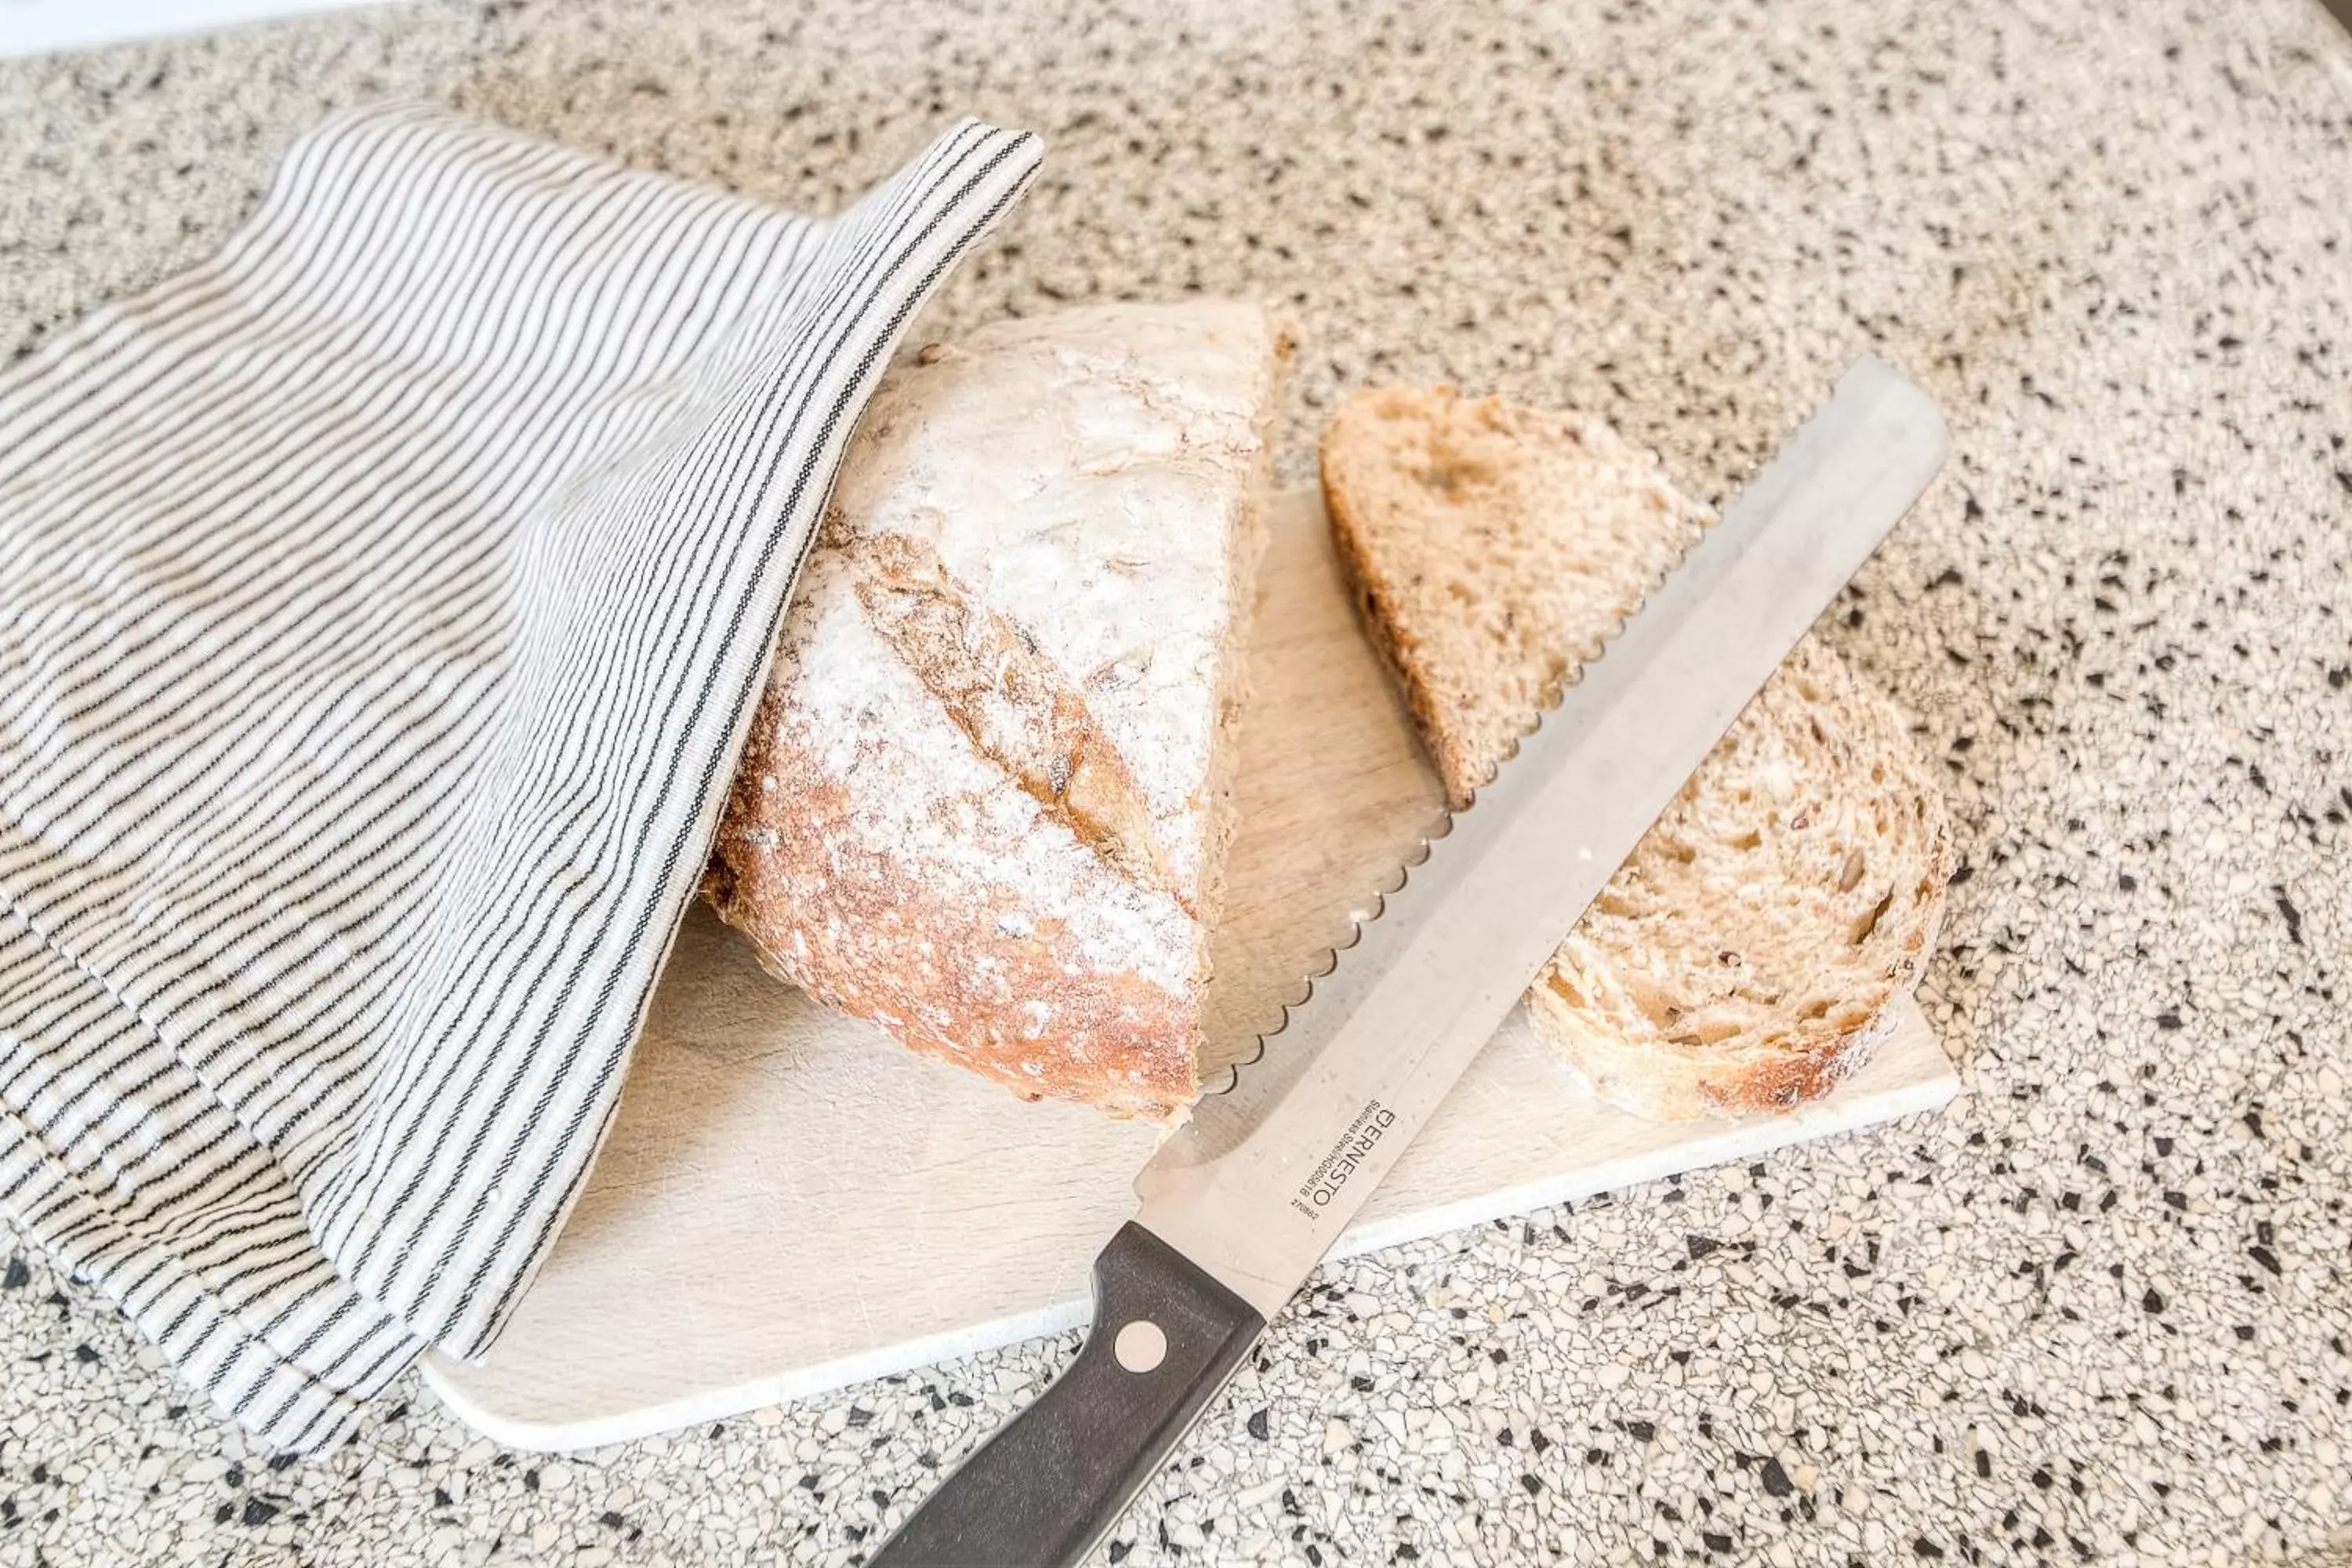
[{"xmin": 873, "ymin": 358, "xmax": 1948, "ymax": 1568}]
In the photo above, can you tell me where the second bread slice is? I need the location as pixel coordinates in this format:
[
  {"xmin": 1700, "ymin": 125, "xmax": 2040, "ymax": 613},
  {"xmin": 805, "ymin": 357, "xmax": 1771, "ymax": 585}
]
[{"xmin": 1527, "ymin": 637, "xmax": 1953, "ymax": 1120}]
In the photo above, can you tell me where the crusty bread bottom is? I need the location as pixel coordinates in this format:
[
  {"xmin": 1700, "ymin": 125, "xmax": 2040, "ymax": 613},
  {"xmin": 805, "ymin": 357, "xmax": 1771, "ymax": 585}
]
[{"xmin": 1534, "ymin": 994, "xmax": 1911, "ymax": 1123}]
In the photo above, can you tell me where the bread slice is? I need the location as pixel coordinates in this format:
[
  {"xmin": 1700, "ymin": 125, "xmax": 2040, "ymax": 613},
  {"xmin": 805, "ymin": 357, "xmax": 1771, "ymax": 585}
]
[
  {"xmin": 1320, "ymin": 386, "xmax": 1712, "ymax": 810},
  {"xmin": 1321, "ymin": 386, "xmax": 1951, "ymax": 1121},
  {"xmin": 1528, "ymin": 638, "xmax": 1954, "ymax": 1119},
  {"xmin": 706, "ymin": 302, "xmax": 1287, "ymax": 1120}
]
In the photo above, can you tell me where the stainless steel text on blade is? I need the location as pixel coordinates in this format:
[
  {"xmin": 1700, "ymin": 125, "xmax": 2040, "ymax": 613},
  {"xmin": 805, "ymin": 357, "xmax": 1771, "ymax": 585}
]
[{"xmin": 1134, "ymin": 358, "xmax": 1950, "ymax": 1319}]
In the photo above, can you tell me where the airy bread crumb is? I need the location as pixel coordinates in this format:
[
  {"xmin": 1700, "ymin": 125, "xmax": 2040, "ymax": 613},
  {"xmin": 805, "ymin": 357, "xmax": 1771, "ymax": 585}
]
[
  {"xmin": 1320, "ymin": 385, "xmax": 1711, "ymax": 810},
  {"xmin": 1530, "ymin": 638, "xmax": 1954, "ymax": 1120}
]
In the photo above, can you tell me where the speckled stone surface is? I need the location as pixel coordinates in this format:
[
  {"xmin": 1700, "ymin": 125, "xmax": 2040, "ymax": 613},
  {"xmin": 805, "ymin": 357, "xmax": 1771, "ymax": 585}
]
[{"xmin": 3, "ymin": 1, "xmax": 2350, "ymax": 1563}]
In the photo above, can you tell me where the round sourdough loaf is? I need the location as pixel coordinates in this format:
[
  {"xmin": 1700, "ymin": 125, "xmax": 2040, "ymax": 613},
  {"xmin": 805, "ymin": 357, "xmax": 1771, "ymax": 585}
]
[{"xmin": 706, "ymin": 302, "xmax": 1286, "ymax": 1120}]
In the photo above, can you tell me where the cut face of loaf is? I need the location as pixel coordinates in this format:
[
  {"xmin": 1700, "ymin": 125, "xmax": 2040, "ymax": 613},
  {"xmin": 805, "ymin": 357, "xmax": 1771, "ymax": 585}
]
[
  {"xmin": 1320, "ymin": 384, "xmax": 1951, "ymax": 1121},
  {"xmin": 706, "ymin": 301, "xmax": 1286, "ymax": 1120}
]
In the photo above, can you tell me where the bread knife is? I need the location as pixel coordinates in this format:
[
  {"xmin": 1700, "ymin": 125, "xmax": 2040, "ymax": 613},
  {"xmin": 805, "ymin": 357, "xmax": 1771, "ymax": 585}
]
[{"xmin": 870, "ymin": 358, "xmax": 1948, "ymax": 1566}]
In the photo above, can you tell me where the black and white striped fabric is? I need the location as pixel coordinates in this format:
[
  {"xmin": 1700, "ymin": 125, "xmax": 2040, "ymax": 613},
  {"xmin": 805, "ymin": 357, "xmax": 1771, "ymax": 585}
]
[{"xmin": 0, "ymin": 103, "xmax": 1039, "ymax": 1452}]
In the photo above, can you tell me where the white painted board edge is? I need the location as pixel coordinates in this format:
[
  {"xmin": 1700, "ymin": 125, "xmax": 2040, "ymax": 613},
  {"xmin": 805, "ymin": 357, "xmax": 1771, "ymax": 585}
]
[{"xmin": 423, "ymin": 996, "xmax": 1956, "ymax": 1454}]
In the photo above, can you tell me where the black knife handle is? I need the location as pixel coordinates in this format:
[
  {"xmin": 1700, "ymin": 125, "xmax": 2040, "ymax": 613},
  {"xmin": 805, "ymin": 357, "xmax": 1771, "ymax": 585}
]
[{"xmin": 871, "ymin": 1222, "xmax": 1266, "ymax": 1567}]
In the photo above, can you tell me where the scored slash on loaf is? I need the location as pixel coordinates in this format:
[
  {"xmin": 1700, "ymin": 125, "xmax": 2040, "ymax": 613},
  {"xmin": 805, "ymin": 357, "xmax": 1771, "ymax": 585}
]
[{"xmin": 706, "ymin": 302, "xmax": 1290, "ymax": 1120}]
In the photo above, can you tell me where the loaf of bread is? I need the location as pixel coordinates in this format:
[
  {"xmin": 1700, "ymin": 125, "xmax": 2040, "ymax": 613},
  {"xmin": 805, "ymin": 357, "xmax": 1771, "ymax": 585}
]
[
  {"xmin": 706, "ymin": 302, "xmax": 1287, "ymax": 1119},
  {"xmin": 1322, "ymin": 385, "xmax": 1951, "ymax": 1120}
]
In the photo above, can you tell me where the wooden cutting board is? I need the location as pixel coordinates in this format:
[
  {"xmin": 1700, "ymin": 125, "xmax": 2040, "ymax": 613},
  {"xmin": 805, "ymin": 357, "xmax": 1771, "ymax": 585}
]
[{"xmin": 421, "ymin": 490, "xmax": 1960, "ymax": 1450}]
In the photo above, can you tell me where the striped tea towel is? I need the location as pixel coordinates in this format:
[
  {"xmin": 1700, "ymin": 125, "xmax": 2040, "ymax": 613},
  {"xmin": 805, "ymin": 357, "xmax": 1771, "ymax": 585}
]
[{"xmin": 0, "ymin": 103, "xmax": 1040, "ymax": 1453}]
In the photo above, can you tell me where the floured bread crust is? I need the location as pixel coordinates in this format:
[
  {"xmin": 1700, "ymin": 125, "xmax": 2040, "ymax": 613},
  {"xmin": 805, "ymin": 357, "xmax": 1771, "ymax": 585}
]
[{"xmin": 707, "ymin": 302, "xmax": 1286, "ymax": 1119}]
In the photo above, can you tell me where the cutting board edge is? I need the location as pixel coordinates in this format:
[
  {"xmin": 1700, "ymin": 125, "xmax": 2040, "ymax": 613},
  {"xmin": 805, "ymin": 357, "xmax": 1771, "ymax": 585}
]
[
  {"xmin": 423, "ymin": 996, "xmax": 1959, "ymax": 1454},
  {"xmin": 423, "ymin": 1291, "xmax": 1098, "ymax": 1455},
  {"xmin": 1333, "ymin": 1020, "xmax": 1960, "ymax": 1264},
  {"xmin": 419, "ymin": 487, "xmax": 1973, "ymax": 1455}
]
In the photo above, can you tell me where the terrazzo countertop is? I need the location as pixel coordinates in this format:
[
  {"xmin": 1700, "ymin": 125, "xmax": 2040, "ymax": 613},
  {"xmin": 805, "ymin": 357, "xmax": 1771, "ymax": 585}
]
[{"xmin": 4, "ymin": 1, "xmax": 2350, "ymax": 1563}]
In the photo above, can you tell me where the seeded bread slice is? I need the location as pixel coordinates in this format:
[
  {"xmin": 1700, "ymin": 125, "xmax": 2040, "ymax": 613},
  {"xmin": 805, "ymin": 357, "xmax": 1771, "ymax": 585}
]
[
  {"xmin": 1528, "ymin": 637, "xmax": 1954, "ymax": 1119},
  {"xmin": 1320, "ymin": 385, "xmax": 1952, "ymax": 1121}
]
